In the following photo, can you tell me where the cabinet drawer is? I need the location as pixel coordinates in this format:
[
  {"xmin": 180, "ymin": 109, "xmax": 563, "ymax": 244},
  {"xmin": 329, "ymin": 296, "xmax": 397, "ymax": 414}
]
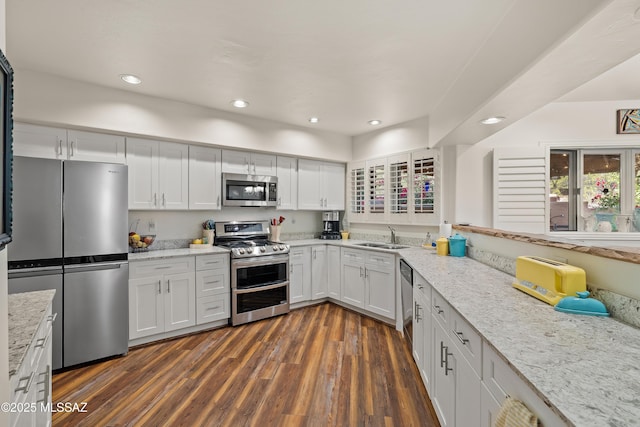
[
  {"xmin": 365, "ymin": 252, "xmax": 394, "ymax": 270},
  {"xmin": 130, "ymin": 257, "xmax": 195, "ymax": 278},
  {"xmin": 431, "ymin": 291, "xmax": 450, "ymax": 327},
  {"xmin": 342, "ymin": 249, "xmax": 365, "ymax": 263},
  {"xmin": 450, "ymin": 309, "xmax": 482, "ymax": 377},
  {"xmin": 196, "ymin": 254, "xmax": 228, "ymax": 271},
  {"xmin": 196, "ymin": 294, "xmax": 230, "ymax": 324},
  {"xmin": 196, "ymin": 269, "xmax": 229, "ymax": 297},
  {"xmin": 413, "ymin": 272, "xmax": 431, "ymax": 302}
]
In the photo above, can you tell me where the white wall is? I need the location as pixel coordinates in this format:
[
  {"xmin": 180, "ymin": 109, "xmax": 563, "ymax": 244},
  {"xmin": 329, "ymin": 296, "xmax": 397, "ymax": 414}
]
[
  {"xmin": 1, "ymin": 0, "xmax": 10, "ymax": 423},
  {"xmin": 13, "ymin": 69, "xmax": 353, "ymax": 162},
  {"xmin": 351, "ymin": 116, "xmax": 429, "ymax": 161},
  {"xmin": 129, "ymin": 208, "xmax": 323, "ymax": 241},
  {"xmin": 456, "ymin": 100, "xmax": 640, "ymax": 227}
]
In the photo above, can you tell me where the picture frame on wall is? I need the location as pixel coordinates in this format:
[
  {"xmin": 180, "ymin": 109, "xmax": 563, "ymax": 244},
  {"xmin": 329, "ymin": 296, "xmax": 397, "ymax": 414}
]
[
  {"xmin": 616, "ymin": 109, "xmax": 640, "ymax": 134},
  {"xmin": 0, "ymin": 48, "xmax": 14, "ymax": 250}
]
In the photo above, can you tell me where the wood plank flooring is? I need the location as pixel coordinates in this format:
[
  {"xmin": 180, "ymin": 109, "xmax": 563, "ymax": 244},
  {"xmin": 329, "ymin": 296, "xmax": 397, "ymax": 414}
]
[{"xmin": 52, "ymin": 303, "xmax": 438, "ymax": 427}]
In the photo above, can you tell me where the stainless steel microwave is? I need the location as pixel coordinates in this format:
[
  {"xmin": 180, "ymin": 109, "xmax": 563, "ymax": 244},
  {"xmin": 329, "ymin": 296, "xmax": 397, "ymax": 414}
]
[{"xmin": 222, "ymin": 173, "xmax": 278, "ymax": 207}]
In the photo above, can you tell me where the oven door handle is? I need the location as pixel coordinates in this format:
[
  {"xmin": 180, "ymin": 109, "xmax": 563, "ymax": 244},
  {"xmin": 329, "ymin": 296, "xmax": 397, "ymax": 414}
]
[
  {"xmin": 232, "ymin": 255, "xmax": 289, "ymax": 269},
  {"xmin": 234, "ymin": 281, "xmax": 289, "ymax": 294}
]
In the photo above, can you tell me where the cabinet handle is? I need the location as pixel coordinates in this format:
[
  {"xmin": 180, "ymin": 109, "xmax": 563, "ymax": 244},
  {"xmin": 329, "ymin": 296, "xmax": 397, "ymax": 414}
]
[
  {"xmin": 206, "ymin": 306, "xmax": 221, "ymax": 311},
  {"xmin": 440, "ymin": 341, "xmax": 446, "ymax": 368},
  {"xmin": 153, "ymin": 193, "xmax": 158, "ymax": 207},
  {"xmin": 359, "ymin": 266, "xmax": 363, "ymax": 277},
  {"xmin": 323, "ymin": 198, "xmax": 328, "ymax": 207},
  {"xmin": 444, "ymin": 346, "xmax": 453, "ymax": 376},
  {"xmin": 70, "ymin": 140, "xmax": 75, "ymax": 157},
  {"xmin": 158, "ymin": 280, "xmax": 162, "ymax": 294},
  {"xmin": 35, "ymin": 336, "xmax": 48, "ymax": 349},
  {"xmin": 415, "ymin": 302, "xmax": 421, "ymax": 322},
  {"xmin": 364, "ymin": 267, "xmax": 368, "ymax": 278},
  {"xmin": 320, "ymin": 198, "xmax": 323, "ymax": 207},
  {"xmin": 163, "ymin": 193, "xmax": 166, "ymax": 207},
  {"xmin": 252, "ymin": 162, "xmax": 256, "ymax": 174},
  {"xmin": 57, "ymin": 139, "xmax": 63, "ymax": 156},
  {"xmin": 15, "ymin": 372, "xmax": 35, "ymax": 394},
  {"xmin": 313, "ymin": 250, "xmax": 316, "ymax": 260},
  {"xmin": 47, "ymin": 313, "xmax": 58, "ymax": 323},
  {"xmin": 434, "ymin": 304, "xmax": 444, "ymax": 315},
  {"xmin": 167, "ymin": 279, "xmax": 171, "ymax": 293},
  {"xmin": 217, "ymin": 195, "xmax": 220, "ymax": 207},
  {"xmin": 455, "ymin": 331, "xmax": 470, "ymax": 345}
]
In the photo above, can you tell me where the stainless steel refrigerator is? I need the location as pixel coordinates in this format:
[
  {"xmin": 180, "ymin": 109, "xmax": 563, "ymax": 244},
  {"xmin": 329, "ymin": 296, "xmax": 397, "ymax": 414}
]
[{"xmin": 9, "ymin": 157, "xmax": 129, "ymax": 369}]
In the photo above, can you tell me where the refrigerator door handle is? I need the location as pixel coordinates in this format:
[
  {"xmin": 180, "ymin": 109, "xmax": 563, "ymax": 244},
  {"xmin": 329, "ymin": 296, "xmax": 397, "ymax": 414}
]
[{"xmin": 64, "ymin": 262, "xmax": 127, "ymax": 273}]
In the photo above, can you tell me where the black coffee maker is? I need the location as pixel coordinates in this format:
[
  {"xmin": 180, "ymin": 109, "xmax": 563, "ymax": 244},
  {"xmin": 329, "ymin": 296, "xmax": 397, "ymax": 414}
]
[{"xmin": 320, "ymin": 211, "xmax": 341, "ymax": 240}]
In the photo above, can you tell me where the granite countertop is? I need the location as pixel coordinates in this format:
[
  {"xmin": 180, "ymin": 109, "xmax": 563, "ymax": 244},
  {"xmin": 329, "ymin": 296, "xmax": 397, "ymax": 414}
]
[
  {"xmin": 129, "ymin": 245, "xmax": 229, "ymax": 261},
  {"xmin": 398, "ymin": 247, "xmax": 640, "ymax": 427},
  {"xmin": 8, "ymin": 290, "xmax": 56, "ymax": 377}
]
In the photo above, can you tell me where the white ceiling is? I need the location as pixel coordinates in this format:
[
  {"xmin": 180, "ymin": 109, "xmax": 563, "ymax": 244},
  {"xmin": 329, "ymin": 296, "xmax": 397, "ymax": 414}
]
[{"xmin": 6, "ymin": 0, "xmax": 640, "ymax": 143}]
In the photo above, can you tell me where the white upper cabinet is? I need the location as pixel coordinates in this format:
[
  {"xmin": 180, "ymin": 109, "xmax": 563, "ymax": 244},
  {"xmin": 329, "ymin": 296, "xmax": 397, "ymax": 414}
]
[
  {"xmin": 222, "ymin": 149, "xmax": 276, "ymax": 175},
  {"xmin": 127, "ymin": 138, "xmax": 189, "ymax": 210},
  {"xmin": 14, "ymin": 122, "xmax": 125, "ymax": 163},
  {"xmin": 298, "ymin": 159, "xmax": 345, "ymax": 210},
  {"xmin": 276, "ymin": 156, "xmax": 298, "ymax": 210},
  {"xmin": 189, "ymin": 145, "xmax": 222, "ymax": 210}
]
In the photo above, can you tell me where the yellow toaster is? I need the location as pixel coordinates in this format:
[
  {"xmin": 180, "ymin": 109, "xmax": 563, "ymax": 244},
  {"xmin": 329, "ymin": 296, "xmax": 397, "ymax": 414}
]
[{"xmin": 512, "ymin": 256, "xmax": 586, "ymax": 306}]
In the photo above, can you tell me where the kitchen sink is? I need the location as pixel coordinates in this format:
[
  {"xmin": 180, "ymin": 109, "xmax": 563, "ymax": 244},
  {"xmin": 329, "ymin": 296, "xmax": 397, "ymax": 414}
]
[{"xmin": 354, "ymin": 242, "xmax": 409, "ymax": 250}]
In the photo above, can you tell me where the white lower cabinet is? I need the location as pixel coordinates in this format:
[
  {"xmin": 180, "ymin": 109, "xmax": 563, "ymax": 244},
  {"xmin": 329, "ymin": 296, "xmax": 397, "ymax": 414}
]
[
  {"xmin": 340, "ymin": 248, "xmax": 395, "ymax": 320},
  {"xmin": 129, "ymin": 257, "xmax": 196, "ymax": 340},
  {"xmin": 412, "ymin": 273, "xmax": 432, "ymax": 392},
  {"xmin": 311, "ymin": 246, "xmax": 328, "ymax": 300},
  {"xmin": 327, "ymin": 246, "xmax": 342, "ymax": 299},
  {"xmin": 195, "ymin": 254, "xmax": 230, "ymax": 324},
  {"xmin": 290, "ymin": 246, "xmax": 312, "ymax": 304},
  {"xmin": 10, "ymin": 302, "xmax": 53, "ymax": 427}
]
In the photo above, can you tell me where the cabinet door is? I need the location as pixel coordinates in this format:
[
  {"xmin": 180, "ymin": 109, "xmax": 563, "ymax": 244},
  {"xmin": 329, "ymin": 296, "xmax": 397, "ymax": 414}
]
[
  {"xmin": 221, "ymin": 149, "xmax": 251, "ymax": 173},
  {"xmin": 413, "ymin": 288, "xmax": 427, "ymax": 386},
  {"xmin": 341, "ymin": 250, "xmax": 366, "ymax": 308},
  {"xmin": 158, "ymin": 142, "xmax": 189, "ymax": 210},
  {"xmin": 251, "ymin": 153, "xmax": 277, "ymax": 175},
  {"xmin": 276, "ymin": 156, "xmax": 298, "ymax": 210},
  {"xmin": 189, "ymin": 145, "xmax": 222, "ymax": 210},
  {"xmin": 327, "ymin": 246, "xmax": 341, "ymax": 299},
  {"xmin": 67, "ymin": 130, "xmax": 126, "ymax": 163},
  {"xmin": 290, "ymin": 247, "xmax": 312, "ymax": 304},
  {"xmin": 323, "ymin": 162, "xmax": 346, "ymax": 210},
  {"xmin": 432, "ymin": 320, "xmax": 455, "ymax": 427},
  {"xmin": 311, "ymin": 246, "xmax": 328, "ymax": 300},
  {"xmin": 129, "ymin": 275, "xmax": 164, "ymax": 339},
  {"xmin": 480, "ymin": 382, "xmax": 501, "ymax": 427},
  {"xmin": 455, "ymin": 348, "xmax": 481, "ymax": 427},
  {"xmin": 13, "ymin": 122, "xmax": 67, "ymax": 159},
  {"xmin": 364, "ymin": 253, "xmax": 395, "ymax": 319},
  {"xmin": 163, "ymin": 272, "xmax": 196, "ymax": 332},
  {"xmin": 297, "ymin": 159, "xmax": 324, "ymax": 210},
  {"xmin": 127, "ymin": 138, "xmax": 159, "ymax": 209}
]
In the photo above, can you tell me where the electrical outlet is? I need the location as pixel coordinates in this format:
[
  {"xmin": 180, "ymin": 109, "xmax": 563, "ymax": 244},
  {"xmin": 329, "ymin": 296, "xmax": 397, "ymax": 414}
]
[{"xmin": 148, "ymin": 220, "xmax": 156, "ymax": 233}]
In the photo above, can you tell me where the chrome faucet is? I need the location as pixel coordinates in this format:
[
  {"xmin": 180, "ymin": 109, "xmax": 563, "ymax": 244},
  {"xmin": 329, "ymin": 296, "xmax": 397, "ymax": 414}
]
[
  {"xmin": 550, "ymin": 214, "xmax": 565, "ymax": 231},
  {"xmin": 388, "ymin": 226, "xmax": 396, "ymax": 244}
]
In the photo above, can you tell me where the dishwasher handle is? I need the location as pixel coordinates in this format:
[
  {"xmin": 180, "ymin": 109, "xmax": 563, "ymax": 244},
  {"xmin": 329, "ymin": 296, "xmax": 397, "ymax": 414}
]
[{"xmin": 64, "ymin": 262, "xmax": 127, "ymax": 273}]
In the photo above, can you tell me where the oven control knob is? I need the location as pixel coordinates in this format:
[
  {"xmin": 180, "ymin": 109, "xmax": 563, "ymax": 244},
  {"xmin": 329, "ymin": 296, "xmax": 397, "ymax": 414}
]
[
  {"xmin": 272, "ymin": 245, "xmax": 279, "ymax": 251},
  {"xmin": 278, "ymin": 245, "xmax": 286, "ymax": 251},
  {"xmin": 238, "ymin": 249, "xmax": 245, "ymax": 255},
  {"xmin": 260, "ymin": 247, "xmax": 266, "ymax": 253}
]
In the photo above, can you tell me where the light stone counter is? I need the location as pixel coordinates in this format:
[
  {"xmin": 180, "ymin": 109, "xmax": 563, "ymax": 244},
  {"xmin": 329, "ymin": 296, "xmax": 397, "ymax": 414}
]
[
  {"xmin": 8, "ymin": 290, "xmax": 56, "ymax": 376},
  {"xmin": 398, "ymin": 246, "xmax": 640, "ymax": 427},
  {"xmin": 128, "ymin": 246, "xmax": 229, "ymax": 261}
]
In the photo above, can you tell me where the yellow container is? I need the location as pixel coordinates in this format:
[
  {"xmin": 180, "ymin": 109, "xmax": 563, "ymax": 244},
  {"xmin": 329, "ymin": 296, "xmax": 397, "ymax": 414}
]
[{"xmin": 436, "ymin": 237, "xmax": 449, "ymax": 256}]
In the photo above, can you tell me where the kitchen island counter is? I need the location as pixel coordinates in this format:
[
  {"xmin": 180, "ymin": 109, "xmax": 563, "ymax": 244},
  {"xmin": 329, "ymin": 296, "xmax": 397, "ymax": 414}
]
[{"xmin": 398, "ymin": 246, "xmax": 640, "ymax": 427}]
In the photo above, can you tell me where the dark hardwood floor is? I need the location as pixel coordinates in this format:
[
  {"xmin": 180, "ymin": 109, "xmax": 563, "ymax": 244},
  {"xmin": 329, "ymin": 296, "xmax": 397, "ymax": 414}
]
[{"xmin": 52, "ymin": 303, "xmax": 438, "ymax": 427}]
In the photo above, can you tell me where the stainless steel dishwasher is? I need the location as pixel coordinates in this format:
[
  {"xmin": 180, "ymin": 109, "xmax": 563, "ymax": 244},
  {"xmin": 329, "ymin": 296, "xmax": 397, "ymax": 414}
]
[{"xmin": 400, "ymin": 259, "xmax": 413, "ymax": 347}]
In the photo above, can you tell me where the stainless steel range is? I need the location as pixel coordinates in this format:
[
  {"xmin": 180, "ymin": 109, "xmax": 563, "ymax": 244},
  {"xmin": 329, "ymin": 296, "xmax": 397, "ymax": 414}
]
[{"xmin": 215, "ymin": 221, "xmax": 290, "ymax": 326}]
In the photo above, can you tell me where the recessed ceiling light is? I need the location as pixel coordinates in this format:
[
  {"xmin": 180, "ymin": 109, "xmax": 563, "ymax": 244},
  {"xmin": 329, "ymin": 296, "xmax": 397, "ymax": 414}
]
[
  {"xmin": 480, "ymin": 116, "xmax": 505, "ymax": 125},
  {"xmin": 308, "ymin": 117, "xmax": 319, "ymax": 124},
  {"xmin": 231, "ymin": 99, "xmax": 249, "ymax": 108},
  {"xmin": 368, "ymin": 119, "xmax": 382, "ymax": 126},
  {"xmin": 120, "ymin": 74, "xmax": 142, "ymax": 85}
]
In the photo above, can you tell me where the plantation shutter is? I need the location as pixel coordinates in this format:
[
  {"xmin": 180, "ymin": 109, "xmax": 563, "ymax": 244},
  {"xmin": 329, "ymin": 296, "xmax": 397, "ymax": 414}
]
[{"xmin": 493, "ymin": 147, "xmax": 547, "ymax": 233}]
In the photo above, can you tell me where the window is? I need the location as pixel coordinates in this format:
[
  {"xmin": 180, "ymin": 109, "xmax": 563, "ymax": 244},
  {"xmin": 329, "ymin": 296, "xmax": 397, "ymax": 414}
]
[
  {"xmin": 549, "ymin": 149, "xmax": 638, "ymax": 232},
  {"xmin": 389, "ymin": 159, "xmax": 408, "ymax": 214}
]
